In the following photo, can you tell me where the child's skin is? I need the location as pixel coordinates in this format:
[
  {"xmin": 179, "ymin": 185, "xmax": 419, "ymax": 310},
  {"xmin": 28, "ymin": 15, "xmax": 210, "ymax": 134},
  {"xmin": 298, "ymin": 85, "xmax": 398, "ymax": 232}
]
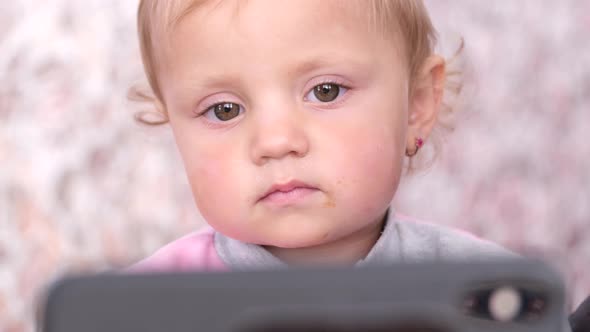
[{"xmin": 154, "ymin": 0, "xmax": 446, "ymax": 266}]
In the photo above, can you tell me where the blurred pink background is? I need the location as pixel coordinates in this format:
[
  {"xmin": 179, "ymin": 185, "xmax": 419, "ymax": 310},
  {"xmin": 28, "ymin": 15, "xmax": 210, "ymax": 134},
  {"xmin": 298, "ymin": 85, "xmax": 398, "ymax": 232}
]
[{"xmin": 1, "ymin": 1, "xmax": 589, "ymax": 331}]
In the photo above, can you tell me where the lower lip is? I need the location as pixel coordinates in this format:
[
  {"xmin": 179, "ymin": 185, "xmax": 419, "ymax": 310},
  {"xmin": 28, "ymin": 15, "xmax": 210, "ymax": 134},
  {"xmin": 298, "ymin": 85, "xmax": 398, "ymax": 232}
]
[{"xmin": 260, "ymin": 187, "xmax": 318, "ymax": 206}]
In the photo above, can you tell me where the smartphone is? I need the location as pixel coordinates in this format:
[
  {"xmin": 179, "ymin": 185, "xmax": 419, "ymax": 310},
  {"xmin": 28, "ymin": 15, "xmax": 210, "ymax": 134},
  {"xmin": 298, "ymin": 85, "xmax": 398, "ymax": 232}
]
[{"xmin": 40, "ymin": 259, "xmax": 567, "ymax": 332}]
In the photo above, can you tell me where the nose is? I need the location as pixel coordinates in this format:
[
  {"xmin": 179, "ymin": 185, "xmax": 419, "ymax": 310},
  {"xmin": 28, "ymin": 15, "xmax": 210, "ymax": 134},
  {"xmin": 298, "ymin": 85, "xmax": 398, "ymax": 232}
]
[{"xmin": 249, "ymin": 107, "xmax": 310, "ymax": 166}]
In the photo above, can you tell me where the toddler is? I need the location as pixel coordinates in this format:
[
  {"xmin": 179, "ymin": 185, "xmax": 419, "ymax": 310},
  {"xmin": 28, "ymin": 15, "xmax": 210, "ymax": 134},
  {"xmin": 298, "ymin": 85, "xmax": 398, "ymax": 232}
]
[{"xmin": 130, "ymin": 0, "xmax": 513, "ymax": 272}]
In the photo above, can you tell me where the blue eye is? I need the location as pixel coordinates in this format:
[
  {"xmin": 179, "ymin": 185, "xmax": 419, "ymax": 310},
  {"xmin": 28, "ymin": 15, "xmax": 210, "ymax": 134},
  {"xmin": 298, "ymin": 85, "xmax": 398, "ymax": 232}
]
[
  {"xmin": 204, "ymin": 102, "xmax": 243, "ymax": 121},
  {"xmin": 306, "ymin": 83, "xmax": 348, "ymax": 103}
]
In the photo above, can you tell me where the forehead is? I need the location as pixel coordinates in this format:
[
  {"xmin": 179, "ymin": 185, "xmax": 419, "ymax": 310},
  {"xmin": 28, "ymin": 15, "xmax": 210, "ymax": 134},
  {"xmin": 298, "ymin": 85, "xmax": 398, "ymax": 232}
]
[
  {"xmin": 155, "ymin": 0, "xmax": 405, "ymax": 102},
  {"xmin": 156, "ymin": 0, "xmax": 401, "ymax": 60},
  {"xmin": 176, "ymin": 1, "xmax": 366, "ymax": 45},
  {"xmin": 161, "ymin": 0, "xmax": 376, "ymax": 33}
]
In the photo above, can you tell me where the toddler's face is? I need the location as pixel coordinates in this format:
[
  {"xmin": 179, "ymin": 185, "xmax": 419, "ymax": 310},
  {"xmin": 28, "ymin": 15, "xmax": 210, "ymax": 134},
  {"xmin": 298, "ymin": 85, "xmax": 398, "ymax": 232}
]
[{"xmin": 158, "ymin": 0, "xmax": 410, "ymax": 248}]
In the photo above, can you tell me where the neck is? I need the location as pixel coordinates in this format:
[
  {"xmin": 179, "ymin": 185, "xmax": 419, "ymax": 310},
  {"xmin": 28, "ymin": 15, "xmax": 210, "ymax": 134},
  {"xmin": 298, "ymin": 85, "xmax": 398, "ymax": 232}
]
[{"xmin": 264, "ymin": 212, "xmax": 387, "ymax": 267}]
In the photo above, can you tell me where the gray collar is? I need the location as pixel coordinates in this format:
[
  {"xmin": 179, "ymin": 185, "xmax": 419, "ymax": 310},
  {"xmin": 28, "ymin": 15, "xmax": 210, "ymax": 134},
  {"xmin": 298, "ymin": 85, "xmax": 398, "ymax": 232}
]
[{"xmin": 214, "ymin": 209, "xmax": 402, "ymax": 270}]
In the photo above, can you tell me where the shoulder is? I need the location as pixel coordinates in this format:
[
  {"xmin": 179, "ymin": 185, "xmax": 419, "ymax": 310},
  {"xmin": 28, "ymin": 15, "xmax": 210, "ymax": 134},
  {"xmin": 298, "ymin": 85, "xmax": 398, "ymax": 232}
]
[
  {"xmin": 392, "ymin": 213, "xmax": 518, "ymax": 261},
  {"xmin": 128, "ymin": 226, "xmax": 227, "ymax": 273}
]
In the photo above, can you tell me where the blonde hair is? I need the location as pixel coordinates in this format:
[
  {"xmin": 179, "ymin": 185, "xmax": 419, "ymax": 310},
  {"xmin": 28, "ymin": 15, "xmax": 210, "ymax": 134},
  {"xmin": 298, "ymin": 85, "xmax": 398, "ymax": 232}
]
[{"xmin": 130, "ymin": 0, "xmax": 462, "ymax": 169}]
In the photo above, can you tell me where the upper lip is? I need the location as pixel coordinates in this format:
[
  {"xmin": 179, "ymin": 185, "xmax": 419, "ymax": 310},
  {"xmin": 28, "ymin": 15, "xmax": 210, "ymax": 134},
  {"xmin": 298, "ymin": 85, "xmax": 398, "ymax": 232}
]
[{"xmin": 259, "ymin": 180, "xmax": 317, "ymax": 201}]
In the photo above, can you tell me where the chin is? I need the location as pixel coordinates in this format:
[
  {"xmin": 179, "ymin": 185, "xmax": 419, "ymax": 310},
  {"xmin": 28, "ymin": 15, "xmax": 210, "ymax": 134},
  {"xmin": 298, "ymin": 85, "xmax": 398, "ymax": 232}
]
[{"xmin": 266, "ymin": 227, "xmax": 338, "ymax": 249}]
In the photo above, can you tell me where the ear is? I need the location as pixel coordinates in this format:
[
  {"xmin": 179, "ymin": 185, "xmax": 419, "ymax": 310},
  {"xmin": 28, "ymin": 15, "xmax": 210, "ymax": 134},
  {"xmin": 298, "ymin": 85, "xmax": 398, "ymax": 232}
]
[
  {"xmin": 406, "ymin": 55, "xmax": 446, "ymax": 155},
  {"xmin": 129, "ymin": 84, "xmax": 170, "ymax": 125}
]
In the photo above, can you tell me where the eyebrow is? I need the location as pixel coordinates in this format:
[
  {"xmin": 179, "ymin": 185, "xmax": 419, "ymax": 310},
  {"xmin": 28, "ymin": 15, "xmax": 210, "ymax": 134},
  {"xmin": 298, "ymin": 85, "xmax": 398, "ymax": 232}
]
[
  {"xmin": 192, "ymin": 55, "xmax": 367, "ymax": 86},
  {"xmin": 187, "ymin": 74, "xmax": 241, "ymax": 91},
  {"xmin": 175, "ymin": 54, "xmax": 370, "ymax": 102},
  {"xmin": 288, "ymin": 57, "xmax": 334, "ymax": 77},
  {"xmin": 287, "ymin": 55, "xmax": 368, "ymax": 78},
  {"xmin": 170, "ymin": 74, "xmax": 241, "ymax": 110}
]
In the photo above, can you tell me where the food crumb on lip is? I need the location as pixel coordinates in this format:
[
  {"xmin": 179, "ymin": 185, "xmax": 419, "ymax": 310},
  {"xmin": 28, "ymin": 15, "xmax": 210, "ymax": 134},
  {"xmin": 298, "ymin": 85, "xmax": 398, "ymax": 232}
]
[{"xmin": 323, "ymin": 196, "xmax": 335, "ymax": 208}]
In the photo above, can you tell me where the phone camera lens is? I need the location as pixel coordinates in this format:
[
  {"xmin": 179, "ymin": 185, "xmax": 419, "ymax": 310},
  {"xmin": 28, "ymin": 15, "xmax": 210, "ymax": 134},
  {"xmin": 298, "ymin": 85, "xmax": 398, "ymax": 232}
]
[{"xmin": 463, "ymin": 285, "xmax": 547, "ymax": 323}]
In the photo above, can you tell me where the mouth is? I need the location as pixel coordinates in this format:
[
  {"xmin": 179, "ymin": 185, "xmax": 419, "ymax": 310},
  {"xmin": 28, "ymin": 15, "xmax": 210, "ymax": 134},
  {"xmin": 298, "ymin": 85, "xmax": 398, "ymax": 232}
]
[{"xmin": 258, "ymin": 180, "xmax": 319, "ymax": 206}]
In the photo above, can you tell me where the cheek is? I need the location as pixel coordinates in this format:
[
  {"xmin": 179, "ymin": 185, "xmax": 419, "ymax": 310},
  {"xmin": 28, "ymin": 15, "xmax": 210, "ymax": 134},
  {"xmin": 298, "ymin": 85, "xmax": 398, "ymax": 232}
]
[
  {"xmin": 188, "ymin": 156, "xmax": 230, "ymax": 204},
  {"xmin": 346, "ymin": 126, "xmax": 403, "ymax": 192},
  {"xmin": 322, "ymin": 105, "xmax": 407, "ymax": 210},
  {"xmin": 187, "ymin": 151, "xmax": 251, "ymax": 233},
  {"xmin": 171, "ymin": 126, "xmax": 248, "ymax": 228}
]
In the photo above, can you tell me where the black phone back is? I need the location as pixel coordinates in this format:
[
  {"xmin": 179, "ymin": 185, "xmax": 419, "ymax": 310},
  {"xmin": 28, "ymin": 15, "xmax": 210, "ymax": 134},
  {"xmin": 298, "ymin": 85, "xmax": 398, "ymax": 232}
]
[{"xmin": 40, "ymin": 260, "xmax": 567, "ymax": 332}]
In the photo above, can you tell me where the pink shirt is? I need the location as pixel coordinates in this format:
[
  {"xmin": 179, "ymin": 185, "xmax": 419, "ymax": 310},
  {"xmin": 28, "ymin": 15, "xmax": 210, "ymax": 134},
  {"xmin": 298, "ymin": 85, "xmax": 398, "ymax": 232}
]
[{"xmin": 129, "ymin": 226, "xmax": 228, "ymax": 273}]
